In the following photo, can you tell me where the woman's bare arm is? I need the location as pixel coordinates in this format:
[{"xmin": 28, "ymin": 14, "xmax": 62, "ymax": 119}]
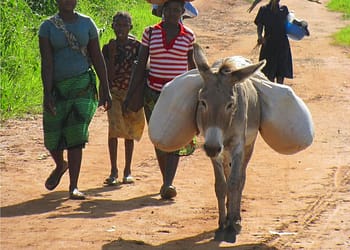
[
  {"xmin": 87, "ymin": 37, "xmax": 112, "ymax": 111},
  {"xmin": 187, "ymin": 49, "xmax": 196, "ymax": 70},
  {"xmin": 122, "ymin": 44, "xmax": 149, "ymax": 113},
  {"xmin": 257, "ymin": 24, "xmax": 264, "ymax": 44},
  {"xmin": 39, "ymin": 36, "xmax": 56, "ymax": 115}
]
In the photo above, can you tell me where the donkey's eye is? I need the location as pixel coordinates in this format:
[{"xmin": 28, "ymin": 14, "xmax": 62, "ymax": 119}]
[
  {"xmin": 199, "ymin": 100, "xmax": 207, "ymax": 109},
  {"xmin": 226, "ymin": 102, "xmax": 234, "ymax": 110}
]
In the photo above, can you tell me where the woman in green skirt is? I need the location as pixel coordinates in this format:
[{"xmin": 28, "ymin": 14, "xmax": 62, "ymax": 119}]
[{"xmin": 39, "ymin": 0, "xmax": 111, "ymax": 199}]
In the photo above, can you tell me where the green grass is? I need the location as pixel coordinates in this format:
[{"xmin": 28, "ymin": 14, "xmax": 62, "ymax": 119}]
[
  {"xmin": 327, "ymin": 0, "xmax": 350, "ymax": 18},
  {"xmin": 0, "ymin": 0, "xmax": 158, "ymax": 122},
  {"xmin": 332, "ymin": 26, "xmax": 350, "ymax": 46},
  {"xmin": 0, "ymin": 0, "xmax": 43, "ymax": 119},
  {"xmin": 327, "ymin": 0, "xmax": 350, "ymax": 46}
]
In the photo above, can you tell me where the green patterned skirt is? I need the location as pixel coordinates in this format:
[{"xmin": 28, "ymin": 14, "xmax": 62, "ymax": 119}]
[
  {"xmin": 144, "ymin": 86, "xmax": 196, "ymax": 156},
  {"xmin": 43, "ymin": 69, "xmax": 98, "ymax": 151}
]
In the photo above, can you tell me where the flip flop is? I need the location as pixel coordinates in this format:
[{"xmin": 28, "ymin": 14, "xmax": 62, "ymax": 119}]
[
  {"xmin": 160, "ymin": 185, "xmax": 177, "ymax": 200},
  {"xmin": 104, "ymin": 176, "xmax": 121, "ymax": 186},
  {"xmin": 45, "ymin": 161, "xmax": 68, "ymax": 191},
  {"xmin": 122, "ymin": 176, "xmax": 135, "ymax": 184},
  {"xmin": 69, "ymin": 188, "xmax": 85, "ymax": 200}
]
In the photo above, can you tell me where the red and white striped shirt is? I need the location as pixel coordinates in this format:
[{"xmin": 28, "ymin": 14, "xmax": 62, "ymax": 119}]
[{"xmin": 142, "ymin": 22, "xmax": 195, "ymax": 92}]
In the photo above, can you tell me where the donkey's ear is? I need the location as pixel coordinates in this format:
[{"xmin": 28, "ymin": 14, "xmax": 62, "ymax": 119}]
[
  {"xmin": 193, "ymin": 43, "xmax": 210, "ymax": 72},
  {"xmin": 231, "ymin": 60, "xmax": 266, "ymax": 83}
]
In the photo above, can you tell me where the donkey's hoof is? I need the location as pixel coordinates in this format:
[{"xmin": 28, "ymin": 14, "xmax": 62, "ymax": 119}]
[
  {"xmin": 214, "ymin": 228, "xmax": 225, "ymax": 241},
  {"xmin": 224, "ymin": 226, "xmax": 237, "ymax": 243}
]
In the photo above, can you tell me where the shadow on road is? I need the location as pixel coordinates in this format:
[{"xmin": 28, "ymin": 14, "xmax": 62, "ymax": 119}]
[
  {"xmin": 0, "ymin": 186, "xmax": 168, "ymax": 218},
  {"xmin": 101, "ymin": 232, "xmax": 278, "ymax": 250}
]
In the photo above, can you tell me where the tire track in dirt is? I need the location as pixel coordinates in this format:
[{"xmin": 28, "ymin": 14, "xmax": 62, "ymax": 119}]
[{"xmin": 261, "ymin": 164, "xmax": 350, "ymax": 249}]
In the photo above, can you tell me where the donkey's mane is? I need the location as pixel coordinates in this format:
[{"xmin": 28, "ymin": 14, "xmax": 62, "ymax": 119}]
[{"xmin": 218, "ymin": 59, "xmax": 238, "ymax": 75}]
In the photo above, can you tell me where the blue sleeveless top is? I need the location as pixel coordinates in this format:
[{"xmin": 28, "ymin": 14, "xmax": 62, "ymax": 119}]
[{"xmin": 39, "ymin": 13, "xmax": 98, "ymax": 82}]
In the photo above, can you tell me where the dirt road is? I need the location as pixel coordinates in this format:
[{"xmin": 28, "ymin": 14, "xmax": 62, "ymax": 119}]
[{"xmin": 1, "ymin": 0, "xmax": 350, "ymax": 249}]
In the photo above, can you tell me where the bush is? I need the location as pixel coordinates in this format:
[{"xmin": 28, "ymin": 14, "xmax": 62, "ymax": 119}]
[
  {"xmin": 0, "ymin": 0, "xmax": 156, "ymax": 121},
  {"xmin": 0, "ymin": 0, "xmax": 43, "ymax": 119},
  {"xmin": 25, "ymin": 0, "xmax": 57, "ymax": 16}
]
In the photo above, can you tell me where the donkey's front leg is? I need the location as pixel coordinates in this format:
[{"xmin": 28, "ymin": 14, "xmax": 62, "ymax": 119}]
[
  {"xmin": 211, "ymin": 157, "xmax": 227, "ymax": 241},
  {"xmin": 225, "ymin": 146, "xmax": 245, "ymax": 243}
]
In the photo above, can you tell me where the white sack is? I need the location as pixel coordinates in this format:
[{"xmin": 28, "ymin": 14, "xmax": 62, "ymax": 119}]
[
  {"xmin": 150, "ymin": 56, "xmax": 314, "ymax": 154},
  {"xmin": 148, "ymin": 69, "xmax": 202, "ymax": 152},
  {"xmin": 253, "ymin": 79, "xmax": 314, "ymax": 154},
  {"xmin": 226, "ymin": 56, "xmax": 314, "ymax": 154}
]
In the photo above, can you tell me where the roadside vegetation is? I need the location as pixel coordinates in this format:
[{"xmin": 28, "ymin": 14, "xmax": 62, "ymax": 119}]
[
  {"xmin": 0, "ymin": 0, "xmax": 349, "ymax": 121},
  {"xmin": 327, "ymin": 0, "xmax": 350, "ymax": 46},
  {"xmin": 0, "ymin": 0, "xmax": 157, "ymax": 121}
]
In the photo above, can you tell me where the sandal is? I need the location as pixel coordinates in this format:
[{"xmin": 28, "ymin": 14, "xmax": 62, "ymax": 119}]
[
  {"xmin": 69, "ymin": 188, "xmax": 85, "ymax": 200},
  {"xmin": 104, "ymin": 176, "xmax": 121, "ymax": 186},
  {"xmin": 45, "ymin": 161, "xmax": 68, "ymax": 191},
  {"xmin": 160, "ymin": 185, "xmax": 177, "ymax": 200},
  {"xmin": 122, "ymin": 176, "xmax": 135, "ymax": 184}
]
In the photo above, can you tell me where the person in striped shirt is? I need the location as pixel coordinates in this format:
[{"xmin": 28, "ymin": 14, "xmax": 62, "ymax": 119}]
[
  {"xmin": 152, "ymin": 1, "xmax": 199, "ymax": 21},
  {"xmin": 123, "ymin": 0, "xmax": 196, "ymax": 200}
]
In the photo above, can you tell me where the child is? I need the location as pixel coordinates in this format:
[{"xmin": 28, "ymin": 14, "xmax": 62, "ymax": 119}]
[{"xmin": 102, "ymin": 12, "xmax": 144, "ymax": 186}]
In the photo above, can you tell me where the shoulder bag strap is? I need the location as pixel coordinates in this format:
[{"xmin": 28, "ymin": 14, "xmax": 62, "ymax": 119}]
[{"xmin": 49, "ymin": 14, "xmax": 90, "ymax": 61}]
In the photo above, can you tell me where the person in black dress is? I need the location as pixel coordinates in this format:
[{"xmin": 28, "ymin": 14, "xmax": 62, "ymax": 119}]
[{"xmin": 254, "ymin": 0, "xmax": 292, "ymax": 84}]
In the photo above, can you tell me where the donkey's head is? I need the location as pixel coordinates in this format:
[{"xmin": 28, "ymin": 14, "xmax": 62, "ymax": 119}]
[{"xmin": 193, "ymin": 43, "xmax": 265, "ymax": 158}]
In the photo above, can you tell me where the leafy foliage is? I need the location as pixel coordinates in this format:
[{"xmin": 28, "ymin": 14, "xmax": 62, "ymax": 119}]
[
  {"xmin": 25, "ymin": 0, "xmax": 57, "ymax": 16},
  {"xmin": 0, "ymin": 0, "xmax": 157, "ymax": 121},
  {"xmin": 0, "ymin": 0, "xmax": 43, "ymax": 119}
]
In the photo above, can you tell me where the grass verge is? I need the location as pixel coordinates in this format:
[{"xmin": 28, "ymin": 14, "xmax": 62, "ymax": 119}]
[
  {"xmin": 0, "ymin": 0, "xmax": 157, "ymax": 122},
  {"xmin": 327, "ymin": 0, "xmax": 350, "ymax": 47}
]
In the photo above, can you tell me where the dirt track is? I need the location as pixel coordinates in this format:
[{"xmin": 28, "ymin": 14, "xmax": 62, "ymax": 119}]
[{"xmin": 1, "ymin": 0, "xmax": 350, "ymax": 249}]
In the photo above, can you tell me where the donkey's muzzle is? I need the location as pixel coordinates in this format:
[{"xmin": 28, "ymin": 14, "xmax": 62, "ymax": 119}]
[
  {"xmin": 203, "ymin": 127, "xmax": 224, "ymax": 158},
  {"xmin": 204, "ymin": 144, "xmax": 222, "ymax": 158}
]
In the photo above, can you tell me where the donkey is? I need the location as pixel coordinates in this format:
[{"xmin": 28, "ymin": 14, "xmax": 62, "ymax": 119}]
[{"xmin": 193, "ymin": 43, "xmax": 265, "ymax": 243}]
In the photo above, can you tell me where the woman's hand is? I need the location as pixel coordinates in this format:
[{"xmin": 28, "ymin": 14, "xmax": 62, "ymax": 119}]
[
  {"xmin": 43, "ymin": 94, "xmax": 56, "ymax": 115},
  {"xmin": 257, "ymin": 36, "xmax": 265, "ymax": 45},
  {"xmin": 98, "ymin": 90, "xmax": 112, "ymax": 111}
]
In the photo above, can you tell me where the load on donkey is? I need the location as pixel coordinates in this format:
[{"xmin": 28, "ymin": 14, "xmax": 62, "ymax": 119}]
[{"xmin": 149, "ymin": 43, "xmax": 314, "ymax": 243}]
